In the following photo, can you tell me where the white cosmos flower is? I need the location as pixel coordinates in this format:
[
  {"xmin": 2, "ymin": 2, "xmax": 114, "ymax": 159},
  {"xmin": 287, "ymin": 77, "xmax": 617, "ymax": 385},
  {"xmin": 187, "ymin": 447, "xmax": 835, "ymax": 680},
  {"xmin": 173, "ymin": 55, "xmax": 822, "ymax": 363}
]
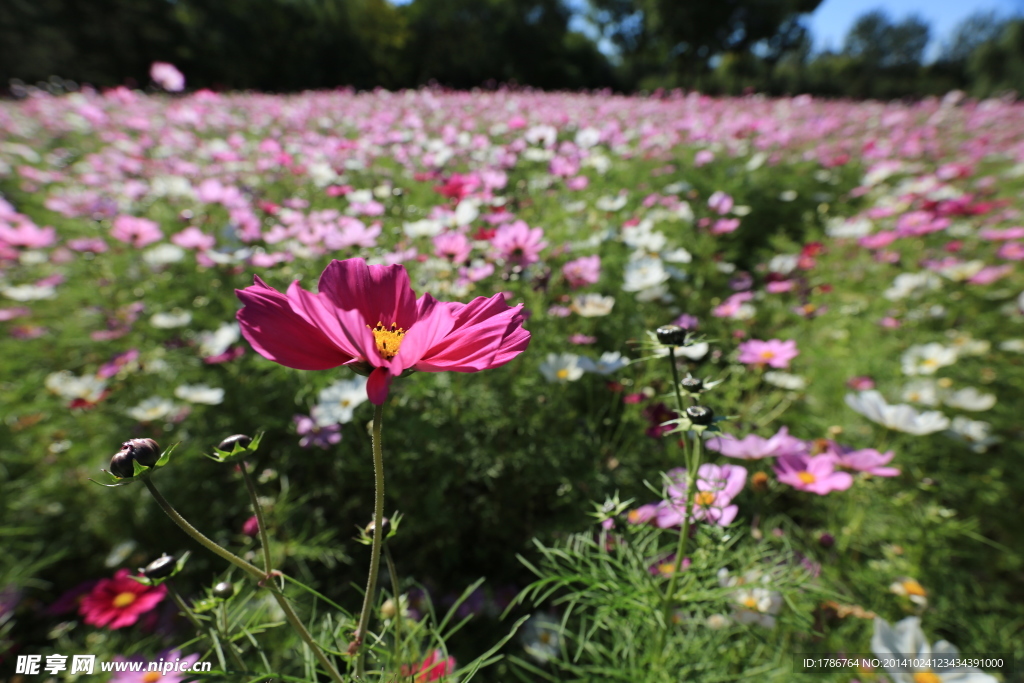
[
  {"xmin": 998, "ymin": 338, "xmax": 1024, "ymax": 352},
  {"xmin": 143, "ymin": 243, "xmax": 186, "ymax": 265},
  {"xmin": 571, "ymin": 293, "xmax": 615, "ymax": 317},
  {"xmin": 2, "ymin": 284, "xmax": 56, "ymax": 301},
  {"xmin": 403, "ymin": 218, "xmax": 444, "ymax": 239},
  {"xmin": 312, "ymin": 376, "xmax": 369, "ymax": 426},
  {"xmin": 942, "ymin": 387, "xmax": 996, "ymax": 411},
  {"xmin": 521, "ymin": 613, "xmax": 561, "ymax": 663},
  {"xmin": 901, "ymin": 379, "xmax": 941, "ymax": 406},
  {"xmin": 763, "ymin": 371, "xmax": 806, "ymax": 391},
  {"xmin": 622, "ymin": 257, "xmax": 669, "ymax": 292},
  {"xmin": 539, "ymin": 353, "xmax": 585, "ymax": 383},
  {"xmin": 174, "ymin": 384, "xmax": 225, "ymax": 405},
  {"xmin": 901, "ymin": 343, "xmax": 958, "ymax": 375},
  {"xmin": 45, "ymin": 371, "xmax": 107, "ymax": 402},
  {"xmin": 871, "ymin": 616, "xmax": 997, "ymax": 683},
  {"xmin": 844, "ymin": 391, "xmax": 950, "ymax": 435},
  {"xmin": 768, "ymin": 254, "xmax": 799, "ymax": 275},
  {"xmin": 946, "ymin": 416, "xmax": 1000, "ymax": 452},
  {"xmin": 199, "ymin": 322, "xmax": 240, "ymax": 357},
  {"xmin": 826, "ymin": 217, "xmax": 874, "ymax": 238},
  {"xmin": 126, "ymin": 397, "xmax": 180, "ymax": 422},
  {"xmin": 151, "ymin": 310, "xmax": 192, "ymax": 329},
  {"xmin": 577, "ymin": 351, "xmax": 630, "ymax": 375},
  {"xmin": 595, "ymin": 194, "xmax": 628, "ymax": 212},
  {"xmin": 884, "ymin": 272, "xmax": 942, "ymax": 301},
  {"xmin": 718, "ymin": 568, "xmax": 782, "ymax": 629},
  {"xmin": 945, "ymin": 331, "xmax": 990, "ymax": 357},
  {"xmin": 648, "ymin": 332, "xmax": 709, "ymax": 361},
  {"xmin": 937, "ymin": 259, "xmax": 985, "ymax": 282},
  {"xmin": 574, "ymin": 127, "xmax": 601, "ymax": 148}
]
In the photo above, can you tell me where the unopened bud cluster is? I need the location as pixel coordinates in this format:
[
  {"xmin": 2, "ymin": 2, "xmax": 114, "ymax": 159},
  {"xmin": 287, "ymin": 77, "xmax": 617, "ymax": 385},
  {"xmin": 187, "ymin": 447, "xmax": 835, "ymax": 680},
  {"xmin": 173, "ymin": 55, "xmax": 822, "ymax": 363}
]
[{"xmin": 110, "ymin": 438, "xmax": 161, "ymax": 478}]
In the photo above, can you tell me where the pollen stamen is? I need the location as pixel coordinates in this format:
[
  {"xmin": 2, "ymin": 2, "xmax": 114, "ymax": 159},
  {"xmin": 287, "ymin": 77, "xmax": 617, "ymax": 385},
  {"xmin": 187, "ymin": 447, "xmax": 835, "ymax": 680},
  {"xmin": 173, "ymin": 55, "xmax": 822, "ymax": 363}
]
[{"xmin": 368, "ymin": 321, "xmax": 406, "ymax": 359}]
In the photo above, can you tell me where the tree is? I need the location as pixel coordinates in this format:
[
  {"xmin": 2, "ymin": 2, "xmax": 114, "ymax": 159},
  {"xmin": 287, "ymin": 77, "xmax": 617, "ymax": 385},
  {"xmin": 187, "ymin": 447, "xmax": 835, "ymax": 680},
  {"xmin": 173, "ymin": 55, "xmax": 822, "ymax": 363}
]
[
  {"xmin": 939, "ymin": 10, "xmax": 1007, "ymax": 65},
  {"xmin": 586, "ymin": 0, "xmax": 822, "ymax": 85},
  {"xmin": 842, "ymin": 10, "xmax": 930, "ymax": 69}
]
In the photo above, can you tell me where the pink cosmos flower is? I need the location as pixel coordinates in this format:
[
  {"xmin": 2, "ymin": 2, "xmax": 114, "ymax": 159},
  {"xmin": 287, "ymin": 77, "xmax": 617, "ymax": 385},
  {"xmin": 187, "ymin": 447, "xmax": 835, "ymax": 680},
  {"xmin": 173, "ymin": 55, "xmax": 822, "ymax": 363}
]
[
  {"xmin": 0, "ymin": 222, "xmax": 57, "ymax": 248},
  {"xmin": 737, "ymin": 339, "xmax": 799, "ymax": 369},
  {"xmin": 561, "ymin": 255, "xmax": 601, "ymax": 288},
  {"xmin": 711, "ymin": 218, "xmax": 741, "ymax": 235},
  {"xmin": 402, "ymin": 649, "xmax": 456, "ymax": 682},
  {"xmin": 79, "ymin": 569, "xmax": 167, "ymax": 629},
  {"xmin": 655, "ymin": 464, "xmax": 748, "ymax": 527},
  {"xmin": 111, "ymin": 216, "xmax": 163, "ymax": 248},
  {"xmin": 0, "ymin": 307, "xmax": 31, "ymax": 321},
  {"xmin": 236, "ymin": 258, "xmax": 530, "ymax": 405},
  {"xmin": 967, "ymin": 265, "xmax": 1012, "ymax": 285},
  {"xmin": 712, "ymin": 291, "xmax": 753, "ymax": 318},
  {"xmin": 491, "ymin": 220, "xmax": 547, "ymax": 266},
  {"xmin": 978, "ymin": 226, "xmax": 1024, "ymax": 241},
  {"xmin": 706, "ymin": 426, "xmax": 808, "ymax": 460},
  {"xmin": 433, "ymin": 231, "xmax": 473, "ymax": 264},
  {"xmin": 110, "ymin": 651, "xmax": 200, "ymax": 682},
  {"xmin": 294, "ymin": 414, "xmax": 342, "ymax": 449},
  {"xmin": 774, "ymin": 454, "xmax": 853, "ymax": 495},
  {"xmin": 694, "ymin": 150, "xmax": 715, "ymax": 166},
  {"xmin": 996, "ymin": 242, "xmax": 1024, "ymax": 260},
  {"xmin": 67, "ymin": 237, "xmax": 108, "ymax": 253},
  {"xmin": 150, "ymin": 62, "xmax": 185, "ymax": 92},
  {"xmin": 828, "ymin": 447, "xmax": 899, "ymax": 477},
  {"xmin": 171, "ymin": 226, "xmax": 216, "ymax": 251}
]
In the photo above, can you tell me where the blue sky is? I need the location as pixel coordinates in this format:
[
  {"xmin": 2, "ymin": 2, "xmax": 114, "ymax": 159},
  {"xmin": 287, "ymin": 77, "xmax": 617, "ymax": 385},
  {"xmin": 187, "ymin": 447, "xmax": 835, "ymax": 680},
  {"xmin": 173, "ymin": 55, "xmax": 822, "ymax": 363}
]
[{"xmin": 807, "ymin": 0, "xmax": 1022, "ymax": 57}]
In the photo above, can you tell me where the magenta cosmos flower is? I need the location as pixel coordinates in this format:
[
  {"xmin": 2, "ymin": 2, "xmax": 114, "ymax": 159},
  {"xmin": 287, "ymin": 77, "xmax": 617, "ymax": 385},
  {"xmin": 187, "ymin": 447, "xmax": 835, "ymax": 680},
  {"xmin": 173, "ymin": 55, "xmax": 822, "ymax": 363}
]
[
  {"xmin": 79, "ymin": 569, "xmax": 167, "ymax": 629},
  {"xmin": 737, "ymin": 338, "xmax": 799, "ymax": 369},
  {"xmin": 236, "ymin": 258, "xmax": 530, "ymax": 404}
]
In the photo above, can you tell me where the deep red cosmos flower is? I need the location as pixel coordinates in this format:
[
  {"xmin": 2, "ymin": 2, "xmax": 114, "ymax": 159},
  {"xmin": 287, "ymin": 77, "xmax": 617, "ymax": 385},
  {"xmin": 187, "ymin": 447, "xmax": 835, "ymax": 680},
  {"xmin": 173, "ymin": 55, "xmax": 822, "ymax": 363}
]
[
  {"xmin": 401, "ymin": 649, "xmax": 456, "ymax": 682},
  {"xmin": 236, "ymin": 258, "xmax": 530, "ymax": 404},
  {"xmin": 78, "ymin": 569, "xmax": 167, "ymax": 630}
]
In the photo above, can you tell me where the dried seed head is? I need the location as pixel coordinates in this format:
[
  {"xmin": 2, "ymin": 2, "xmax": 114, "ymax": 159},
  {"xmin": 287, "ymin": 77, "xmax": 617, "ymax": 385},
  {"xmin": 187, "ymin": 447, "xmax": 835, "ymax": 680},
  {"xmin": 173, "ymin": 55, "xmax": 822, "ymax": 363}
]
[{"xmin": 685, "ymin": 405, "xmax": 714, "ymax": 426}]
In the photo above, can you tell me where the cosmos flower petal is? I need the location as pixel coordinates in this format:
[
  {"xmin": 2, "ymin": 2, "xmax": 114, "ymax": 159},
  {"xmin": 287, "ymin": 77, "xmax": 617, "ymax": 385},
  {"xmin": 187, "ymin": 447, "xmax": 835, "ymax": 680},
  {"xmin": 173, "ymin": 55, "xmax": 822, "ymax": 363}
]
[
  {"xmin": 318, "ymin": 258, "xmax": 418, "ymax": 329},
  {"xmin": 391, "ymin": 293, "xmax": 456, "ymax": 374},
  {"xmin": 417, "ymin": 313, "xmax": 511, "ymax": 371},
  {"xmin": 236, "ymin": 277, "xmax": 353, "ymax": 371},
  {"xmin": 286, "ymin": 281, "xmax": 379, "ymax": 363}
]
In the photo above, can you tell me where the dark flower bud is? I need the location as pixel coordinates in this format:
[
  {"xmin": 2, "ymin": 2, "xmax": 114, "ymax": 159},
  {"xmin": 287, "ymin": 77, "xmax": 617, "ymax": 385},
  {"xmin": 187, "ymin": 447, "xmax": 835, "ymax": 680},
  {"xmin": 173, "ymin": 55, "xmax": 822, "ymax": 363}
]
[
  {"xmin": 655, "ymin": 325, "xmax": 687, "ymax": 346},
  {"xmin": 818, "ymin": 533, "xmax": 835, "ymax": 549},
  {"xmin": 142, "ymin": 554, "xmax": 176, "ymax": 579},
  {"xmin": 218, "ymin": 434, "xmax": 252, "ymax": 451},
  {"xmin": 365, "ymin": 517, "xmax": 391, "ymax": 537},
  {"xmin": 681, "ymin": 377, "xmax": 703, "ymax": 393},
  {"xmin": 109, "ymin": 450, "xmax": 136, "ymax": 478},
  {"xmin": 685, "ymin": 405, "xmax": 714, "ymax": 426},
  {"xmin": 121, "ymin": 438, "xmax": 161, "ymax": 467},
  {"xmin": 213, "ymin": 581, "xmax": 235, "ymax": 599}
]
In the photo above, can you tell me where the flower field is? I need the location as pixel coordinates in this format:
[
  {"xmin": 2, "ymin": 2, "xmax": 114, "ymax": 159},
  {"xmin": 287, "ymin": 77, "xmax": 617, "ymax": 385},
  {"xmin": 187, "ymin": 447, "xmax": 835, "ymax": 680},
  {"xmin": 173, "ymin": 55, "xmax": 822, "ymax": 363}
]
[{"xmin": 1, "ymin": 86, "xmax": 1022, "ymax": 681}]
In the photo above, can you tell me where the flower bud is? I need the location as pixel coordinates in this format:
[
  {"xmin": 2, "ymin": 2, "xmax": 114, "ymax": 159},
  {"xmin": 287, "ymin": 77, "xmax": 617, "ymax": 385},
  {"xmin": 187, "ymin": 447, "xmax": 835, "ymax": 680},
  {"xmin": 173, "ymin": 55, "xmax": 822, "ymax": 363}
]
[
  {"xmin": 142, "ymin": 554, "xmax": 176, "ymax": 579},
  {"xmin": 681, "ymin": 377, "xmax": 703, "ymax": 393},
  {"xmin": 818, "ymin": 532, "xmax": 835, "ymax": 549},
  {"xmin": 213, "ymin": 581, "xmax": 235, "ymax": 599},
  {"xmin": 685, "ymin": 405, "xmax": 714, "ymax": 426},
  {"xmin": 364, "ymin": 517, "xmax": 391, "ymax": 538},
  {"xmin": 109, "ymin": 450, "xmax": 136, "ymax": 478},
  {"xmin": 655, "ymin": 324, "xmax": 687, "ymax": 346},
  {"xmin": 120, "ymin": 438, "xmax": 161, "ymax": 467},
  {"xmin": 218, "ymin": 434, "xmax": 252, "ymax": 451}
]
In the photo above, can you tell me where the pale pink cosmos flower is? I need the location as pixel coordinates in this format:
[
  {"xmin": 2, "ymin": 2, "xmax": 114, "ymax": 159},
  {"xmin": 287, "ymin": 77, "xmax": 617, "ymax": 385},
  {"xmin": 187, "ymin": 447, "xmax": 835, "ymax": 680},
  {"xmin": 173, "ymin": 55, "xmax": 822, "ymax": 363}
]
[
  {"xmin": 775, "ymin": 454, "xmax": 853, "ymax": 495},
  {"xmin": 67, "ymin": 237, "xmax": 108, "ymax": 253},
  {"xmin": 712, "ymin": 291, "xmax": 753, "ymax": 318},
  {"xmin": 655, "ymin": 464, "xmax": 748, "ymax": 527},
  {"xmin": 111, "ymin": 216, "xmax": 163, "ymax": 248},
  {"xmin": 711, "ymin": 218, "xmax": 741, "ymax": 235},
  {"xmin": 110, "ymin": 651, "xmax": 200, "ymax": 683},
  {"xmin": 150, "ymin": 62, "xmax": 185, "ymax": 92},
  {"xmin": 236, "ymin": 258, "xmax": 530, "ymax": 405},
  {"xmin": 694, "ymin": 150, "xmax": 715, "ymax": 166},
  {"xmin": 828, "ymin": 447, "xmax": 899, "ymax": 477},
  {"xmin": 708, "ymin": 191, "xmax": 734, "ymax": 215},
  {"xmin": 706, "ymin": 426, "xmax": 808, "ymax": 460},
  {"xmin": 433, "ymin": 231, "xmax": 473, "ymax": 264},
  {"xmin": 561, "ymin": 255, "xmax": 601, "ymax": 288},
  {"xmin": 171, "ymin": 226, "xmax": 216, "ymax": 251},
  {"xmin": 737, "ymin": 339, "xmax": 799, "ymax": 369},
  {"xmin": 996, "ymin": 243, "xmax": 1024, "ymax": 260},
  {"xmin": 978, "ymin": 227, "xmax": 1024, "ymax": 241},
  {"xmin": 967, "ymin": 265, "xmax": 1012, "ymax": 285},
  {"xmin": 0, "ymin": 222, "xmax": 57, "ymax": 248},
  {"xmin": 491, "ymin": 220, "xmax": 547, "ymax": 266}
]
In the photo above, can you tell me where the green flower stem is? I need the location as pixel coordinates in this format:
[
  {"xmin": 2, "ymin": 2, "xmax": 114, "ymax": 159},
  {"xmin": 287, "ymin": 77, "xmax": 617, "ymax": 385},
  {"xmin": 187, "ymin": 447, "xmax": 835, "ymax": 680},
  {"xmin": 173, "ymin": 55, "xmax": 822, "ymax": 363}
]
[
  {"xmin": 142, "ymin": 478, "xmax": 264, "ymax": 582},
  {"xmin": 659, "ymin": 434, "xmax": 702, "ymax": 634},
  {"xmin": 142, "ymin": 478, "xmax": 344, "ymax": 683},
  {"xmin": 239, "ymin": 461, "xmax": 274, "ymax": 575},
  {"xmin": 354, "ymin": 402, "xmax": 387, "ymax": 677}
]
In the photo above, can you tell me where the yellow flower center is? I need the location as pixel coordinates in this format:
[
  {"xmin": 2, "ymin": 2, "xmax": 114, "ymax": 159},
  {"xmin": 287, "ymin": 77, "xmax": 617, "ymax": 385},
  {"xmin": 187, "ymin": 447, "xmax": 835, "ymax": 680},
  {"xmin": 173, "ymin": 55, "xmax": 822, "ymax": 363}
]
[
  {"xmin": 142, "ymin": 672, "xmax": 162, "ymax": 683},
  {"xmin": 695, "ymin": 491, "xmax": 716, "ymax": 506},
  {"xmin": 759, "ymin": 351, "xmax": 776, "ymax": 361},
  {"xmin": 627, "ymin": 510, "xmax": 643, "ymax": 523},
  {"xmin": 913, "ymin": 672, "xmax": 941, "ymax": 683},
  {"xmin": 368, "ymin": 321, "xmax": 406, "ymax": 360},
  {"xmin": 556, "ymin": 368, "xmax": 570, "ymax": 380},
  {"xmin": 112, "ymin": 592, "xmax": 137, "ymax": 608},
  {"xmin": 658, "ymin": 562, "xmax": 676, "ymax": 576},
  {"xmin": 902, "ymin": 579, "xmax": 927, "ymax": 597},
  {"xmin": 797, "ymin": 471, "xmax": 816, "ymax": 484},
  {"xmin": 742, "ymin": 596, "xmax": 759, "ymax": 609},
  {"xmin": 922, "ymin": 358, "xmax": 939, "ymax": 368}
]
